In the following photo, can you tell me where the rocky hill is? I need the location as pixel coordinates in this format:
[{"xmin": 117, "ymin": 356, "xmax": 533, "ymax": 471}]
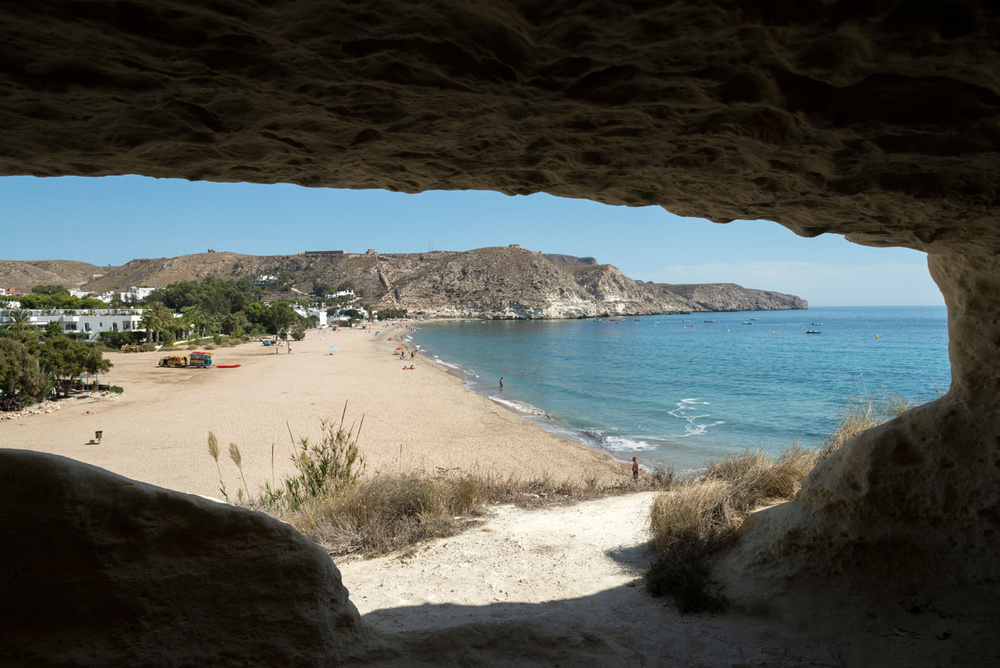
[{"xmin": 1, "ymin": 247, "xmax": 806, "ymax": 317}]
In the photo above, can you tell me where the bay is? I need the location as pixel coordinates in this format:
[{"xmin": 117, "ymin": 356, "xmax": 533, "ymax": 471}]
[{"xmin": 408, "ymin": 306, "xmax": 950, "ymax": 471}]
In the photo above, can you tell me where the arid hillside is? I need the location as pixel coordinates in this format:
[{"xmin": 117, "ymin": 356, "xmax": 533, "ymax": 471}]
[{"xmin": 1, "ymin": 247, "xmax": 806, "ymax": 317}]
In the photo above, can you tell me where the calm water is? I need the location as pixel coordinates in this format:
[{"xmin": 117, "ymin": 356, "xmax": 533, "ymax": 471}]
[{"xmin": 408, "ymin": 306, "xmax": 950, "ymax": 471}]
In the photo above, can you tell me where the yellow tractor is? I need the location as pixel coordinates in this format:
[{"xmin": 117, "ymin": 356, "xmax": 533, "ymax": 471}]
[{"xmin": 121, "ymin": 343, "xmax": 142, "ymax": 353}]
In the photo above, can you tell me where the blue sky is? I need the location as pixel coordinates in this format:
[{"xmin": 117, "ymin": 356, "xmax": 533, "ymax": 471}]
[{"xmin": 1, "ymin": 175, "xmax": 942, "ymax": 306}]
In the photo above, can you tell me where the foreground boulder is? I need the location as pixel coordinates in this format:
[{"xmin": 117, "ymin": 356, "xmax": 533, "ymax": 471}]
[{"xmin": 0, "ymin": 450, "xmax": 363, "ymax": 667}]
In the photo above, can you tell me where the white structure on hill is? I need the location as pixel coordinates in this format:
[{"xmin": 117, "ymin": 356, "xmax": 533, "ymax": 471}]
[
  {"xmin": 253, "ymin": 275, "xmax": 278, "ymax": 286},
  {"xmin": 69, "ymin": 287, "xmax": 157, "ymax": 303}
]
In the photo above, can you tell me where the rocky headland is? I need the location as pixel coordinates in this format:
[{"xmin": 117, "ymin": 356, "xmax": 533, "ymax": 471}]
[{"xmin": 1, "ymin": 246, "xmax": 806, "ymax": 319}]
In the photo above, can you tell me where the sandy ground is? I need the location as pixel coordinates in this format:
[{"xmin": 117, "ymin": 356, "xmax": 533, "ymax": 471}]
[
  {"xmin": 1, "ymin": 325, "xmax": 628, "ymax": 497},
  {"xmin": 340, "ymin": 493, "xmax": 842, "ymax": 666}
]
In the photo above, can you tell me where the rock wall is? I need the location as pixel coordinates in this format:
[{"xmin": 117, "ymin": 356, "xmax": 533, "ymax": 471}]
[
  {"xmin": 718, "ymin": 252, "xmax": 1000, "ymax": 631},
  {"xmin": 0, "ymin": 451, "xmax": 363, "ymax": 666}
]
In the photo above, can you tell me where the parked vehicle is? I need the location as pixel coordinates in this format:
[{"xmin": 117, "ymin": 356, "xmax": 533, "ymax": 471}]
[
  {"xmin": 158, "ymin": 355, "xmax": 188, "ymax": 368},
  {"xmin": 120, "ymin": 343, "xmax": 142, "ymax": 353},
  {"xmin": 188, "ymin": 351, "xmax": 213, "ymax": 368}
]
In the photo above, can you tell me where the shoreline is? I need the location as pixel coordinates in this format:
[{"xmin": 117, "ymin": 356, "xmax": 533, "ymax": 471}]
[
  {"xmin": 1, "ymin": 325, "xmax": 629, "ymax": 497},
  {"xmin": 406, "ymin": 323, "xmax": 681, "ymax": 473}
]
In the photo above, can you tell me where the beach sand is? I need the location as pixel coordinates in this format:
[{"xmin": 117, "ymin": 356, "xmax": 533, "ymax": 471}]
[{"xmin": 1, "ymin": 324, "xmax": 628, "ymax": 498}]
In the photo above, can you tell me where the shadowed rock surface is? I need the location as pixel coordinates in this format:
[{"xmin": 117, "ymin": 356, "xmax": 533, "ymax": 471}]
[
  {"xmin": 2, "ymin": 1, "xmax": 999, "ymax": 664},
  {"xmin": 0, "ymin": 450, "xmax": 363, "ymax": 667}
]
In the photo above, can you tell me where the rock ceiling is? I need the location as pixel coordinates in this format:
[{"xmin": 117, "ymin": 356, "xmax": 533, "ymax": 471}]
[{"xmin": 1, "ymin": 1, "xmax": 998, "ymax": 254}]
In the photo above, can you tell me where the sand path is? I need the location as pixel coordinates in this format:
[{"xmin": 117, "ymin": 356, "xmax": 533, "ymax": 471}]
[{"xmin": 339, "ymin": 493, "xmax": 838, "ymax": 666}]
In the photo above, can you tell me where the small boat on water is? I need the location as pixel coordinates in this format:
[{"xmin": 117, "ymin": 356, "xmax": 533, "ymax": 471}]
[
  {"xmin": 703, "ymin": 320, "xmax": 715, "ymax": 323},
  {"xmin": 741, "ymin": 321, "xmax": 753, "ymax": 325},
  {"xmin": 806, "ymin": 330, "xmax": 821, "ymax": 335},
  {"xmin": 811, "ymin": 322, "xmax": 824, "ymax": 325}
]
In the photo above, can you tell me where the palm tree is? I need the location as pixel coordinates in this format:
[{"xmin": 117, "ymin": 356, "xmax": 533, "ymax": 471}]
[
  {"xmin": 140, "ymin": 303, "xmax": 173, "ymax": 343},
  {"xmin": 139, "ymin": 309, "xmax": 160, "ymax": 343},
  {"xmin": 1, "ymin": 309, "xmax": 34, "ymax": 331},
  {"xmin": 181, "ymin": 305, "xmax": 207, "ymax": 339}
]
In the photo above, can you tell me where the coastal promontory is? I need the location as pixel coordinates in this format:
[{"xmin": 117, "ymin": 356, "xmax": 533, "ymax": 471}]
[{"xmin": 1, "ymin": 246, "xmax": 806, "ymax": 319}]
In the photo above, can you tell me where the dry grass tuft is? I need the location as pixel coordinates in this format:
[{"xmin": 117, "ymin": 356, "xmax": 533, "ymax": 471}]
[
  {"xmin": 647, "ymin": 393, "xmax": 914, "ymax": 613},
  {"xmin": 280, "ymin": 467, "xmax": 668, "ymax": 557},
  {"xmin": 817, "ymin": 393, "xmax": 910, "ymax": 461}
]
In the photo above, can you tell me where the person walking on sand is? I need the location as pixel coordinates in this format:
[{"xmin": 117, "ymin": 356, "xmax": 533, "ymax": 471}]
[{"xmin": 632, "ymin": 457, "xmax": 639, "ymax": 483}]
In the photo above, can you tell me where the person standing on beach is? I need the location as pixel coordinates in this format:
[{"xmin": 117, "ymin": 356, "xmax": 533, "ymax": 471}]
[
  {"xmin": 499, "ymin": 377, "xmax": 503, "ymax": 390},
  {"xmin": 632, "ymin": 457, "xmax": 639, "ymax": 483}
]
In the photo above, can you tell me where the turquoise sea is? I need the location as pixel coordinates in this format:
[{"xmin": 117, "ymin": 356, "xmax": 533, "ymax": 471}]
[{"xmin": 407, "ymin": 306, "xmax": 950, "ymax": 471}]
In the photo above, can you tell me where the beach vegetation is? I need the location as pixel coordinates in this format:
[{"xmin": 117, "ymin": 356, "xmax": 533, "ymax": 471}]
[
  {"xmin": 257, "ymin": 406, "xmax": 366, "ymax": 510},
  {"xmin": 0, "ymin": 337, "xmax": 49, "ymax": 403},
  {"xmin": 817, "ymin": 392, "xmax": 910, "ymax": 460},
  {"xmin": 146, "ymin": 277, "xmax": 261, "ymax": 316},
  {"xmin": 374, "ymin": 308, "xmax": 408, "ymax": 321},
  {"xmin": 31, "ymin": 284, "xmax": 71, "ymax": 296},
  {"xmin": 15, "ymin": 294, "xmax": 106, "ymax": 310},
  {"xmin": 37, "ymin": 337, "xmax": 112, "ymax": 397},
  {"xmin": 210, "ymin": 404, "xmax": 669, "ymax": 557},
  {"xmin": 207, "ymin": 432, "xmax": 230, "ymax": 502},
  {"xmin": 646, "ymin": 394, "xmax": 913, "ymax": 614},
  {"xmin": 1, "ymin": 309, "xmax": 35, "ymax": 332}
]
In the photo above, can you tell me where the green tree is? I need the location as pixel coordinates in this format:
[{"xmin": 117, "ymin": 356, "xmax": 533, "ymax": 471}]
[
  {"xmin": 38, "ymin": 338, "xmax": 112, "ymax": 397},
  {"xmin": 0, "ymin": 338, "xmax": 48, "ymax": 401},
  {"xmin": 270, "ymin": 302, "xmax": 298, "ymax": 336},
  {"xmin": 31, "ymin": 284, "xmax": 70, "ymax": 296}
]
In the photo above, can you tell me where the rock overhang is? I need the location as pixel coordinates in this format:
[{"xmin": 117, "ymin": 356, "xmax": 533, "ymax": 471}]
[{"xmin": 1, "ymin": 1, "xmax": 998, "ymax": 254}]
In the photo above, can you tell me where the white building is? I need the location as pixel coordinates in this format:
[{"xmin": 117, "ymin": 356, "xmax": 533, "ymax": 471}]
[
  {"xmin": 253, "ymin": 275, "xmax": 278, "ymax": 286},
  {"xmin": 0, "ymin": 308, "xmax": 146, "ymax": 337},
  {"xmin": 69, "ymin": 287, "xmax": 156, "ymax": 303},
  {"xmin": 324, "ymin": 290, "xmax": 355, "ymax": 299},
  {"xmin": 292, "ymin": 305, "xmax": 329, "ymax": 327}
]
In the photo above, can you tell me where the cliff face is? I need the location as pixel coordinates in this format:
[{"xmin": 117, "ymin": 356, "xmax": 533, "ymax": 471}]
[{"xmin": 8, "ymin": 247, "xmax": 806, "ymax": 317}]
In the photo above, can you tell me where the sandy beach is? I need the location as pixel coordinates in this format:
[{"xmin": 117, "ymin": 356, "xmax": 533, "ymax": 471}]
[{"xmin": 1, "ymin": 324, "xmax": 628, "ymax": 498}]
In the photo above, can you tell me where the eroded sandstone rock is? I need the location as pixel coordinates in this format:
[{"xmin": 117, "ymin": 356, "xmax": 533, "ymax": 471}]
[
  {"xmin": 719, "ymin": 252, "xmax": 1000, "ymax": 634},
  {"xmin": 0, "ymin": 450, "xmax": 363, "ymax": 667},
  {"xmin": 1, "ymin": 2, "xmax": 998, "ymax": 253}
]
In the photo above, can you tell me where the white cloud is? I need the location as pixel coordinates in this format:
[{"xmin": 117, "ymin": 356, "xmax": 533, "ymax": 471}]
[{"xmin": 631, "ymin": 259, "xmax": 943, "ymax": 306}]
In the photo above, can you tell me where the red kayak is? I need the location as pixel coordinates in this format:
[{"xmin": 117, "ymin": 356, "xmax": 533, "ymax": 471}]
[{"xmin": 216, "ymin": 364, "xmax": 241, "ymax": 368}]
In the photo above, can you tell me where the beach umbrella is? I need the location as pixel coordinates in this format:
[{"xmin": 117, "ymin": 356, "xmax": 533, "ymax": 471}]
[
  {"xmin": 395, "ymin": 346, "xmax": 405, "ymax": 350},
  {"xmin": 329, "ymin": 345, "xmax": 338, "ymax": 351}
]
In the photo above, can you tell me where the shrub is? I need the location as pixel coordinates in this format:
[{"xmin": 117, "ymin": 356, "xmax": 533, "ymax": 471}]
[
  {"xmin": 108, "ymin": 385, "xmax": 124, "ymax": 394},
  {"xmin": 646, "ymin": 394, "xmax": 915, "ymax": 614},
  {"xmin": 257, "ymin": 405, "xmax": 365, "ymax": 510}
]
